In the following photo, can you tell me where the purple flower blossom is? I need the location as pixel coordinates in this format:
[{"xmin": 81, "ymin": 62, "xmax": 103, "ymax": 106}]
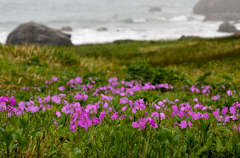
[
  {"xmin": 160, "ymin": 113, "xmax": 165, "ymax": 119},
  {"xmin": 227, "ymin": 90, "xmax": 233, "ymax": 96},
  {"xmin": 132, "ymin": 122, "xmax": 138, "ymax": 128},
  {"xmin": 203, "ymin": 113, "xmax": 209, "ymax": 120},
  {"xmin": 75, "ymin": 77, "xmax": 82, "ymax": 83},
  {"xmin": 192, "ymin": 112, "xmax": 201, "ymax": 120},
  {"xmin": 129, "ymin": 116, "xmax": 132, "ymax": 120},
  {"xmin": 190, "ymin": 86, "xmax": 199, "ymax": 93},
  {"xmin": 188, "ymin": 121, "xmax": 192, "ymax": 127},
  {"xmin": 224, "ymin": 116, "xmax": 230, "ymax": 122},
  {"xmin": 213, "ymin": 110, "xmax": 219, "ymax": 117},
  {"xmin": 154, "ymin": 104, "xmax": 160, "ymax": 110},
  {"xmin": 172, "ymin": 105, "xmax": 178, "ymax": 111},
  {"xmin": 99, "ymin": 111, "xmax": 105, "ymax": 121},
  {"xmin": 52, "ymin": 77, "xmax": 59, "ymax": 81},
  {"xmin": 148, "ymin": 117, "xmax": 158, "ymax": 128},
  {"xmin": 121, "ymin": 106, "xmax": 127, "ymax": 112},
  {"xmin": 179, "ymin": 120, "xmax": 187, "ymax": 129},
  {"xmin": 56, "ymin": 111, "xmax": 61, "ymax": 117},
  {"xmin": 175, "ymin": 99, "xmax": 180, "ymax": 102},
  {"xmin": 174, "ymin": 121, "xmax": 178, "ymax": 128},
  {"xmin": 119, "ymin": 115, "xmax": 126, "ymax": 120},
  {"xmin": 151, "ymin": 112, "xmax": 159, "ymax": 119},
  {"xmin": 59, "ymin": 86, "xmax": 65, "ymax": 91},
  {"xmin": 52, "ymin": 95, "xmax": 61, "ymax": 104},
  {"xmin": 222, "ymin": 107, "xmax": 228, "ymax": 115},
  {"xmin": 92, "ymin": 117, "xmax": 100, "ymax": 125},
  {"xmin": 53, "ymin": 119, "xmax": 59, "ymax": 125},
  {"xmin": 193, "ymin": 98, "xmax": 198, "ymax": 102},
  {"xmin": 211, "ymin": 94, "xmax": 220, "ymax": 101},
  {"xmin": 230, "ymin": 106, "xmax": 236, "ymax": 115},
  {"xmin": 111, "ymin": 112, "xmax": 118, "ymax": 120},
  {"xmin": 178, "ymin": 111, "xmax": 185, "ymax": 119},
  {"xmin": 138, "ymin": 118, "xmax": 147, "ymax": 130}
]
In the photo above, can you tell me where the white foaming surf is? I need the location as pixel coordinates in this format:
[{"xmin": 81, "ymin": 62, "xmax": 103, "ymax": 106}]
[{"xmin": 0, "ymin": 0, "xmax": 236, "ymax": 45}]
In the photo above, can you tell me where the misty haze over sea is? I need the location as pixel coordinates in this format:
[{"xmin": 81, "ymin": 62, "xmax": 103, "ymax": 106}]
[{"xmin": 1, "ymin": 0, "xmax": 240, "ymax": 45}]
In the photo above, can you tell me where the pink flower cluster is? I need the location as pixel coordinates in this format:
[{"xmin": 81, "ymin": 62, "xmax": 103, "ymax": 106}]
[{"xmin": 1, "ymin": 76, "xmax": 240, "ymax": 132}]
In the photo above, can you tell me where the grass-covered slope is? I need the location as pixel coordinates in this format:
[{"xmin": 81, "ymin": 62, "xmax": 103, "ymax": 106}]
[{"xmin": 1, "ymin": 36, "xmax": 240, "ymax": 95}]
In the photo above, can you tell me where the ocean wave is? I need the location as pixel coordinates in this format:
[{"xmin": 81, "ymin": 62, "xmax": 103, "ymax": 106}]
[
  {"xmin": 156, "ymin": 17, "xmax": 167, "ymax": 21},
  {"xmin": 132, "ymin": 19, "xmax": 146, "ymax": 23},
  {"xmin": 0, "ymin": 32, "xmax": 8, "ymax": 44},
  {"xmin": 169, "ymin": 15, "xmax": 188, "ymax": 21}
]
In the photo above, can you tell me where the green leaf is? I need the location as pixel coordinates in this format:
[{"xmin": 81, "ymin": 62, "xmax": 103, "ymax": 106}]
[
  {"xmin": 143, "ymin": 140, "xmax": 149, "ymax": 154},
  {"xmin": 216, "ymin": 138, "xmax": 225, "ymax": 153},
  {"xmin": 226, "ymin": 138, "xmax": 232, "ymax": 153},
  {"xmin": 48, "ymin": 150, "xmax": 57, "ymax": 157},
  {"xmin": 173, "ymin": 134, "xmax": 181, "ymax": 147},
  {"xmin": 186, "ymin": 132, "xmax": 194, "ymax": 147},
  {"xmin": 10, "ymin": 143, "xmax": 18, "ymax": 153},
  {"xmin": 0, "ymin": 127, "xmax": 5, "ymax": 134},
  {"xmin": 74, "ymin": 151, "xmax": 82, "ymax": 158},
  {"xmin": 2, "ymin": 132, "xmax": 13, "ymax": 146},
  {"xmin": 16, "ymin": 128, "xmax": 23, "ymax": 135},
  {"xmin": 163, "ymin": 128, "xmax": 173, "ymax": 144},
  {"xmin": 6, "ymin": 123, "xmax": 14, "ymax": 132},
  {"xmin": 174, "ymin": 115, "xmax": 181, "ymax": 123}
]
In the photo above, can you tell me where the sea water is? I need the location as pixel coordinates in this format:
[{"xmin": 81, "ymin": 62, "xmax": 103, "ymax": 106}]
[{"xmin": 0, "ymin": 0, "xmax": 239, "ymax": 45}]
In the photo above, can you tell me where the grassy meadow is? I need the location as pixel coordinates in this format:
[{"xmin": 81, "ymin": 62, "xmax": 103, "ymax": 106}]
[{"xmin": 1, "ymin": 35, "xmax": 240, "ymax": 157}]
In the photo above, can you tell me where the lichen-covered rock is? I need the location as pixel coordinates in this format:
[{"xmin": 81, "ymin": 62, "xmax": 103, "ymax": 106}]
[{"xmin": 6, "ymin": 22, "xmax": 73, "ymax": 46}]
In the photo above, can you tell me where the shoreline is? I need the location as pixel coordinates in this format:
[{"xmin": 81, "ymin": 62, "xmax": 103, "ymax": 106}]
[{"xmin": 1, "ymin": 34, "xmax": 235, "ymax": 47}]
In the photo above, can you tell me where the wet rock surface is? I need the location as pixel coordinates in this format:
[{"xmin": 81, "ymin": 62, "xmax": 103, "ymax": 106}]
[{"xmin": 6, "ymin": 22, "xmax": 73, "ymax": 46}]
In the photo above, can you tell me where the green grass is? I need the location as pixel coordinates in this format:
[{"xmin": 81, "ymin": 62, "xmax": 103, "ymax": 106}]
[
  {"xmin": 1, "ymin": 35, "xmax": 240, "ymax": 95},
  {"xmin": 1, "ymin": 36, "xmax": 240, "ymax": 157}
]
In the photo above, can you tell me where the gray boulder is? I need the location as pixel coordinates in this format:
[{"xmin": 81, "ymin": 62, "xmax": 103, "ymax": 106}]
[
  {"xmin": 204, "ymin": 12, "xmax": 240, "ymax": 21},
  {"xmin": 97, "ymin": 27, "xmax": 108, "ymax": 31},
  {"xmin": 149, "ymin": 7, "xmax": 162, "ymax": 13},
  {"xmin": 61, "ymin": 26, "xmax": 73, "ymax": 32},
  {"xmin": 193, "ymin": 0, "xmax": 240, "ymax": 15},
  {"xmin": 6, "ymin": 22, "xmax": 73, "ymax": 46},
  {"xmin": 218, "ymin": 21, "xmax": 238, "ymax": 33}
]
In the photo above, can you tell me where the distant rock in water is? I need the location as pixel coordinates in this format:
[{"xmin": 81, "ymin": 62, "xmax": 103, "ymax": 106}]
[
  {"xmin": 193, "ymin": 0, "xmax": 240, "ymax": 15},
  {"xmin": 204, "ymin": 12, "xmax": 240, "ymax": 21},
  {"xmin": 61, "ymin": 26, "xmax": 73, "ymax": 32},
  {"xmin": 218, "ymin": 21, "xmax": 238, "ymax": 33},
  {"xmin": 6, "ymin": 22, "xmax": 73, "ymax": 46},
  {"xmin": 97, "ymin": 27, "xmax": 108, "ymax": 31},
  {"xmin": 149, "ymin": 7, "xmax": 162, "ymax": 12}
]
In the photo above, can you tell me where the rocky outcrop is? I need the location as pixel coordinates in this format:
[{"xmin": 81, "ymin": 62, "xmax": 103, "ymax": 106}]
[
  {"xmin": 193, "ymin": 0, "xmax": 240, "ymax": 15},
  {"xmin": 204, "ymin": 12, "xmax": 240, "ymax": 21},
  {"xmin": 218, "ymin": 21, "xmax": 238, "ymax": 33},
  {"xmin": 193, "ymin": 0, "xmax": 240, "ymax": 21},
  {"xmin": 6, "ymin": 22, "xmax": 73, "ymax": 46},
  {"xmin": 61, "ymin": 26, "xmax": 73, "ymax": 32},
  {"xmin": 149, "ymin": 7, "xmax": 162, "ymax": 13}
]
